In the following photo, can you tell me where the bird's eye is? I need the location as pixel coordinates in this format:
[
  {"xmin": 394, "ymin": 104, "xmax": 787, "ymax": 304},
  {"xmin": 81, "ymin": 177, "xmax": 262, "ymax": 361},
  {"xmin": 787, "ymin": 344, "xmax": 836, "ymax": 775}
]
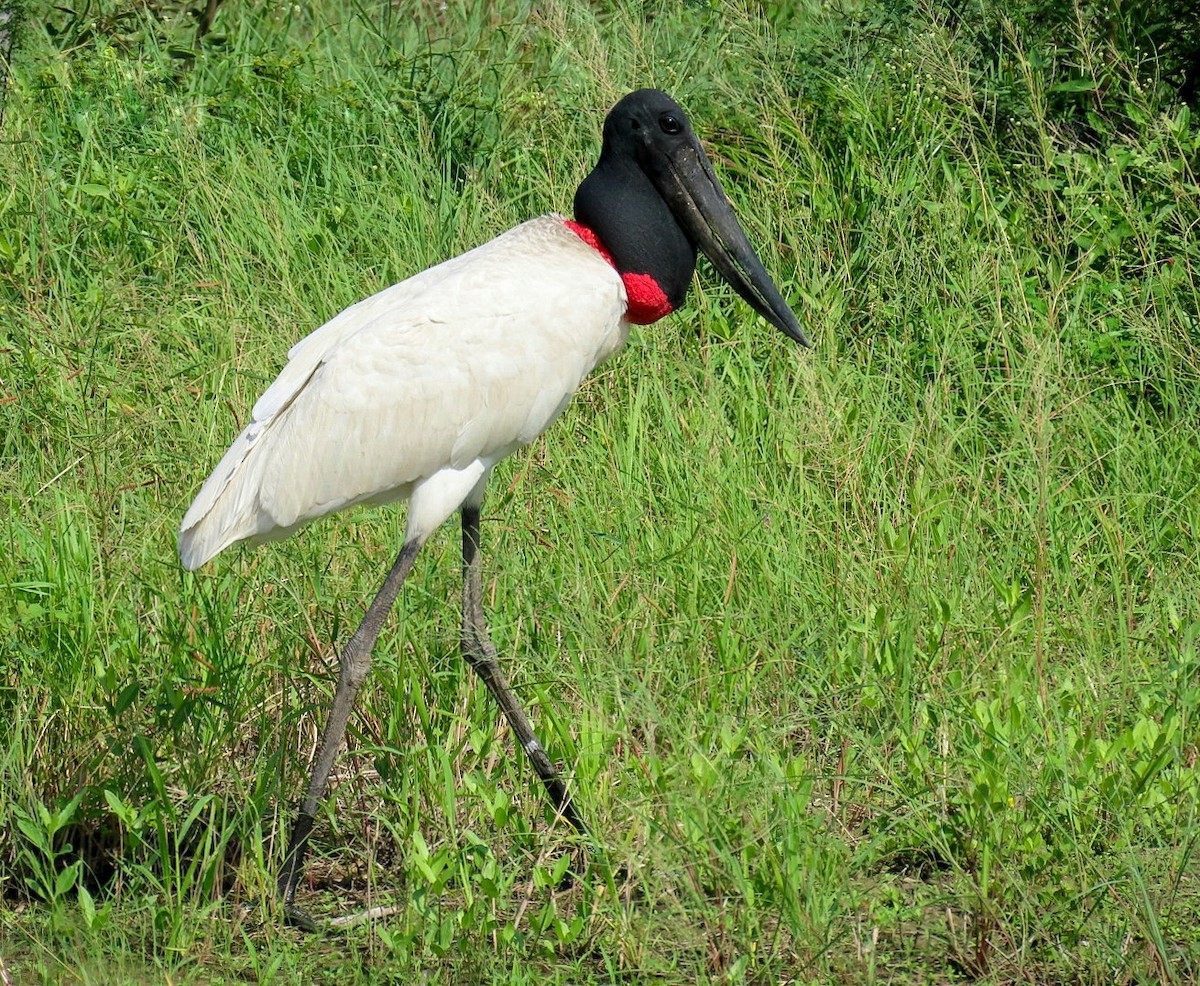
[
  {"xmin": 630, "ymin": 118, "xmax": 641, "ymax": 130},
  {"xmin": 659, "ymin": 113, "xmax": 682, "ymax": 135}
]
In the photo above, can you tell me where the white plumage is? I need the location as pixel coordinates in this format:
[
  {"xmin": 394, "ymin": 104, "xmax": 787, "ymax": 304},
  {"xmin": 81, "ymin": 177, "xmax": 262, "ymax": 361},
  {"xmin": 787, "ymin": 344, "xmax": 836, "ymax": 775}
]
[{"xmin": 179, "ymin": 215, "xmax": 627, "ymax": 570}]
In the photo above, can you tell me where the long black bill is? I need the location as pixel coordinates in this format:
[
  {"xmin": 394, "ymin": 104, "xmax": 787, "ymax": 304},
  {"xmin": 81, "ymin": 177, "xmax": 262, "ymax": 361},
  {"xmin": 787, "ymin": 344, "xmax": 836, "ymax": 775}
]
[{"xmin": 654, "ymin": 137, "xmax": 810, "ymax": 348}]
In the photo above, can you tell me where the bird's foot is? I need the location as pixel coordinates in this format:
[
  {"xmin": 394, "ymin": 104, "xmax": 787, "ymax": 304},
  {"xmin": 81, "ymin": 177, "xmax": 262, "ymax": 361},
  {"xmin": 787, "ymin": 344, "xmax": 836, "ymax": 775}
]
[
  {"xmin": 283, "ymin": 898, "xmax": 402, "ymax": 933},
  {"xmin": 283, "ymin": 900, "xmax": 322, "ymax": 933}
]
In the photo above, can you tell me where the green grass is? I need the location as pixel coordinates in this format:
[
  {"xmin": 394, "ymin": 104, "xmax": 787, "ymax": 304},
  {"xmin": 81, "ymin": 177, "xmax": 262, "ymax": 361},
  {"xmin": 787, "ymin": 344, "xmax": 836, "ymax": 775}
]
[{"xmin": 3, "ymin": 0, "xmax": 1200, "ymax": 981}]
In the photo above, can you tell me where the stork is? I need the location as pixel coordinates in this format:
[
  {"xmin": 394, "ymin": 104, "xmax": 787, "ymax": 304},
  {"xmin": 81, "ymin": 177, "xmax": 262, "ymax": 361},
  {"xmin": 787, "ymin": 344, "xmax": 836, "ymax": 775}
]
[{"xmin": 179, "ymin": 88, "xmax": 809, "ymax": 928}]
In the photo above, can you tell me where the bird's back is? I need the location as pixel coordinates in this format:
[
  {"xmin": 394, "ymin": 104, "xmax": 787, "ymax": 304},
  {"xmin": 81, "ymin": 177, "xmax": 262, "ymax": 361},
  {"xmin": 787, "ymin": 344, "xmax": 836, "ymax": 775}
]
[{"xmin": 179, "ymin": 216, "xmax": 628, "ymax": 570}]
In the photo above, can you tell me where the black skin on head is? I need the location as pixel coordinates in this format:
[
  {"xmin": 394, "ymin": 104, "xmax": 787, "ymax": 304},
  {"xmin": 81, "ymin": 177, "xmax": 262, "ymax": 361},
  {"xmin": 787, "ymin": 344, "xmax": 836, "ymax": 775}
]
[
  {"xmin": 575, "ymin": 88, "xmax": 810, "ymax": 345},
  {"xmin": 573, "ymin": 89, "xmax": 699, "ymax": 310}
]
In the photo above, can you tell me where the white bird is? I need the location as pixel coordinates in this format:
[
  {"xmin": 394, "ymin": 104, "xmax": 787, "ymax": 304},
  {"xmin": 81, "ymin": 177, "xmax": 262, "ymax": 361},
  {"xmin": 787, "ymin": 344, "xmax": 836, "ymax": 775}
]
[{"xmin": 179, "ymin": 88, "xmax": 809, "ymax": 928}]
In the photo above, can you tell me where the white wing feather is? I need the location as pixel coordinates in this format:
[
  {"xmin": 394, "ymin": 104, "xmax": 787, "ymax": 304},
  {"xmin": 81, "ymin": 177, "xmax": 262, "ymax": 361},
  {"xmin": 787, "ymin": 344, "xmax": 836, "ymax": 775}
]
[{"xmin": 179, "ymin": 216, "xmax": 627, "ymax": 570}]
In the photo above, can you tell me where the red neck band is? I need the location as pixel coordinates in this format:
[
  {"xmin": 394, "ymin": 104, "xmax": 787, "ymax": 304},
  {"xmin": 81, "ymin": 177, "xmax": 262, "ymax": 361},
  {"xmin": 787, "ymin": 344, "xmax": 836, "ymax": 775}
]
[{"xmin": 565, "ymin": 220, "xmax": 673, "ymax": 325}]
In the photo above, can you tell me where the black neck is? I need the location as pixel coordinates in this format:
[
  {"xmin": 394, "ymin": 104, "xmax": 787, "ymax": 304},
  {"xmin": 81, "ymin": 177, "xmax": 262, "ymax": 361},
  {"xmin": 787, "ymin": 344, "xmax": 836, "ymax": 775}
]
[{"xmin": 573, "ymin": 152, "xmax": 697, "ymax": 310}]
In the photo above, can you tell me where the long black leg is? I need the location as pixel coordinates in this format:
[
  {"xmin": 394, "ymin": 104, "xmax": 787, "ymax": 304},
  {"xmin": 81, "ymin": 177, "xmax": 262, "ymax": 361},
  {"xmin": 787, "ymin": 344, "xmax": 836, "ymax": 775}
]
[
  {"xmin": 460, "ymin": 505, "xmax": 588, "ymax": 836},
  {"xmin": 278, "ymin": 538, "xmax": 422, "ymax": 930}
]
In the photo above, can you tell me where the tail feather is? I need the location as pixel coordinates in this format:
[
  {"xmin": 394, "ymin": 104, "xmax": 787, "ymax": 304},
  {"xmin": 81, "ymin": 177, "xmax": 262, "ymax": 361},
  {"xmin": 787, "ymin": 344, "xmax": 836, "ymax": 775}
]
[{"xmin": 178, "ymin": 425, "xmax": 271, "ymax": 570}]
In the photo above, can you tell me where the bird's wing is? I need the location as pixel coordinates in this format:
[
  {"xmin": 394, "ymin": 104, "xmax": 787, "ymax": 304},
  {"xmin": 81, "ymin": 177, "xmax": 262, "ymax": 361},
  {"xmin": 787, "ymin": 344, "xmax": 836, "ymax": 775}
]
[{"xmin": 179, "ymin": 217, "xmax": 627, "ymax": 569}]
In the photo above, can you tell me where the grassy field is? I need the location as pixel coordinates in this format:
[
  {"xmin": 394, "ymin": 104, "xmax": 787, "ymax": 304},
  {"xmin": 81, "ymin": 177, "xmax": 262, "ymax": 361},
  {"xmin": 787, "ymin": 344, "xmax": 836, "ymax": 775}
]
[{"xmin": 3, "ymin": 0, "xmax": 1199, "ymax": 981}]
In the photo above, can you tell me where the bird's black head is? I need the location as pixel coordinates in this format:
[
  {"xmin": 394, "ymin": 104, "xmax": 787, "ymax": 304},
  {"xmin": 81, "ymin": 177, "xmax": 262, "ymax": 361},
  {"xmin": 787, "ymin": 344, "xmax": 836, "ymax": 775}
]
[
  {"xmin": 598, "ymin": 88, "xmax": 697, "ymax": 178},
  {"xmin": 575, "ymin": 89, "xmax": 810, "ymax": 346}
]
